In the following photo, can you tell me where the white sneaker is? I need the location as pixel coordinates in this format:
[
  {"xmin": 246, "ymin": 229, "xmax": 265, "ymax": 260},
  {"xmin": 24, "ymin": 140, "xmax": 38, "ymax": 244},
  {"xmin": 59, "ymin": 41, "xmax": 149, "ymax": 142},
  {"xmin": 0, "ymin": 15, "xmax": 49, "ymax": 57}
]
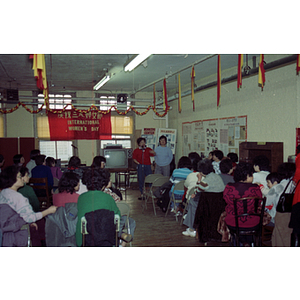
[
  {"xmin": 175, "ymin": 211, "xmax": 182, "ymax": 217},
  {"xmin": 170, "ymin": 208, "xmax": 176, "ymax": 213},
  {"xmin": 182, "ymin": 229, "xmax": 196, "ymax": 237},
  {"xmin": 183, "ymin": 214, "xmax": 187, "ymax": 220}
]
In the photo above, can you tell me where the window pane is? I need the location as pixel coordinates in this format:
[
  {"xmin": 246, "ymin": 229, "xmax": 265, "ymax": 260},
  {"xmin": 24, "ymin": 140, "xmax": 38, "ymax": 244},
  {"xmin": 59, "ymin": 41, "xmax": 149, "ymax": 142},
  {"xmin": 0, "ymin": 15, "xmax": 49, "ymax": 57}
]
[{"xmin": 39, "ymin": 140, "xmax": 72, "ymax": 161}]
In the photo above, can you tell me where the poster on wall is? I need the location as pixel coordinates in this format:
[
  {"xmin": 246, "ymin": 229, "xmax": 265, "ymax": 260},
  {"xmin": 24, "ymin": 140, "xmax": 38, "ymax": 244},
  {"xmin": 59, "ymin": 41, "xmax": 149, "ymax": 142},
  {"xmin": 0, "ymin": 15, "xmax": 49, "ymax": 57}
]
[
  {"xmin": 182, "ymin": 115, "xmax": 247, "ymax": 157},
  {"xmin": 141, "ymin": 128, "xmax": 157, "ymax": 151},
  {"xmin": 157, "ymin": 128, "xmax": 177, "ymax": 154}
]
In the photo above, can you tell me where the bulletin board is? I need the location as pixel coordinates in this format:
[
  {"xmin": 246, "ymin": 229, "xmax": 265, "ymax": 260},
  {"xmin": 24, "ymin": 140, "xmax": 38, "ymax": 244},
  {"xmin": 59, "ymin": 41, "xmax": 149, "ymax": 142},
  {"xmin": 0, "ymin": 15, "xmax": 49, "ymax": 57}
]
[{"xmin": 182, "ymin": 115, "xmax": 247, "ymax": 157}]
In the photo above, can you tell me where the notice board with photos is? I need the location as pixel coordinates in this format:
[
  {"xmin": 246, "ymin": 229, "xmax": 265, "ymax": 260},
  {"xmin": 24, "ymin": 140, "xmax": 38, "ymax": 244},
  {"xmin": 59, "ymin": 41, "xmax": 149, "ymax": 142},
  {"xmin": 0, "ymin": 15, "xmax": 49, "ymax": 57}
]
[{"xmin": 182, "ymin": 115, "xmax": 247, "ymax": 158}]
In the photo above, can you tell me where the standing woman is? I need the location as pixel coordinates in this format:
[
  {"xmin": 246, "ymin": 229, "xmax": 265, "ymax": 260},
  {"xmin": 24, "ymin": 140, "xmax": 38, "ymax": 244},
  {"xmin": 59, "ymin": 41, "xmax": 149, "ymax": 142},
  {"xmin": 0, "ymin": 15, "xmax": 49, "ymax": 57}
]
[
  {"xmin": 132, "ymin": 137, "xmax": 156, "ymax": 200},
  {"xmin": 154, "ymin": 135, "xmax": 173, "ymax": 177}
]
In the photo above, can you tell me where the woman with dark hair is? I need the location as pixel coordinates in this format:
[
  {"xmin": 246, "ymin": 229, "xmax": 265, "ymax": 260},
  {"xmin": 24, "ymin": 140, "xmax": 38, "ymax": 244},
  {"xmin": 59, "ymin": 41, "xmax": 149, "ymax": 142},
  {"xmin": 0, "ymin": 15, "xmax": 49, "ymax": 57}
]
[
  {"xmin": 132, "ymin": 137, "xmax": 156, "ymax": 200},
  {"xmin": 67, "ymin": 156, "xmax": 84, "ymax": 179},
  {"xmin": 182, "ymin": 158, "xmax": 225, "ymax": 237},
  {"xmin": 75, "ymin": 168, "xmax": 131, "ymax": 247},
  {"xmin": 91, "ymin": 156, "xmax": 106, "ymax": 169},
  {"xmin": 0, "ymin": 165, "xmax": 57, "ymax": 224},
  {"xmin": 166, "ymin": 156, "xmax": 193, "ymax": 213},
  {"xmin": 46, "ymin": 156, "xmax": 63, "ymax": 180},
  {"xmin": 223, "ymin": 162, "xmax": 262, "ymax": 233},
  {"xmin": 13, "ymin": 154, "xmax": 25, "ymax": 167},
  {"xmin": 154, "ymin": 135, "xmax": 173, "ymax": 176},
  {"xmin": 53, "ymin": 172, "xmax": 80, "ymax": 207}
]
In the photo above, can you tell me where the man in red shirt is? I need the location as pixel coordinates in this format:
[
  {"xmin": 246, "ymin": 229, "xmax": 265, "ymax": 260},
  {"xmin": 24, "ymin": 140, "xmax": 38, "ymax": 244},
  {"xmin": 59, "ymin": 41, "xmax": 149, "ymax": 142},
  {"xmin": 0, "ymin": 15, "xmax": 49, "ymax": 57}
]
[{"xmin": 132, "ymin": 137, "xmax": 156, "ymax": 200}]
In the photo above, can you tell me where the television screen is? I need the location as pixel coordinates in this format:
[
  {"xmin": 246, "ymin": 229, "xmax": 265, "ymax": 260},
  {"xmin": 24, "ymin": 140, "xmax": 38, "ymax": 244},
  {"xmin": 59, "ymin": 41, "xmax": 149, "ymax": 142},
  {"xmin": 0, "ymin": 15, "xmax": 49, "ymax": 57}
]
[{"xmin": 103, "ymin": 149, "xmax": 128, "ymax": 169}]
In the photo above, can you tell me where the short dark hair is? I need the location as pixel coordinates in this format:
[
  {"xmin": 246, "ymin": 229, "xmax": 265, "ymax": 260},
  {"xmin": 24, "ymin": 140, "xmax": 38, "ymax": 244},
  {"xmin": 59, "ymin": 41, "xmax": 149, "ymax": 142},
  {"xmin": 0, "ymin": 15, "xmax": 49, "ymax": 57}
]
[
  {"xmin": 159, "ymin": 135, "xmax": 167, "ymax": 143},
  {"xmin": 0, "ymin": 165, "xmax": 20, "ymax": 189},
  {"xmin": 188, "ymin": 152, "xmax": 201, "ymax": 171},
  {"xmin": 212, "ymin": 150, "xmax": 224, "ymax": 161},
  {"xmin": 58, "ymin": 171, "xmax": 80, "ymax": 194},
  {"xmin": 197, "ymin": 158, "xmax": 214, "ymax": 175},
  {"xmin": 68, "ymin": 156, "xmax": 81, "ymax": 168},
  {"xmin": 253, "ymin": 155, "xmax": 270, "ymax": 171},
  {"xmin": 227, "ymin": 152, "xmax": 238, "ymax": 163},
  {"xmin": 266, "ymin": 172, "xmax": 280, "ymax": 184},
  {"xmin": 137, "ymin": 137, "xmax": 146, "ymax": 146},
  {"xmin": 35, "ymin": 155, "xmax": 46, "ymax": 166},
  {"xmin": 30, "ymin": 149, "xmax": 40, "ymax": 160},
  {"xmin": 82, "ymin": 167, "xmax": 110, "ymax": 191},
  {"xmin": 19, "ymin": 166, "xmax": 29, "ymax": 177},
  {"xmin": 277, "ymin": 162, "xmax": 295, "ymax": 181},
  {"xmin": 91, "ymin": 156, "xmax": 106, "ymax": 168},
  {"xmin": 177, "ymin": 156, "xmax": 192, "ymax": 169},
  {"xmin": 13, "ymin": 154, "xmax": 23, "ymax": 165},
  {"xmin": 220, "ymin": 158, "xmax": 233, "ymax": 174},
  {"xmin": 233, "ymin": 162, "xmax": 254, "ymax": 182},
  {"xmin": 46, "ymin": 157, "xmax": 55, "ymax": 167}
]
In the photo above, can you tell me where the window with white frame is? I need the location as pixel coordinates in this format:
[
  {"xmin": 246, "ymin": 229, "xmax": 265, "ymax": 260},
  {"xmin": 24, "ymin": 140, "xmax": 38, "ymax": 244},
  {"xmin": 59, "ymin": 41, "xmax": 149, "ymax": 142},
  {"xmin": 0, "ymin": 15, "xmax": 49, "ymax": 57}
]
[
  {"xmin": 39, "ymin": 140, "xmax": 73, "ymax": 163},
  {"xmin": 38, "ymin": 93, "xmax": 72, "ymax": 110},
  {"xmin": 97, "ymin": 95, "xmax": 131, "ymax": 111}
]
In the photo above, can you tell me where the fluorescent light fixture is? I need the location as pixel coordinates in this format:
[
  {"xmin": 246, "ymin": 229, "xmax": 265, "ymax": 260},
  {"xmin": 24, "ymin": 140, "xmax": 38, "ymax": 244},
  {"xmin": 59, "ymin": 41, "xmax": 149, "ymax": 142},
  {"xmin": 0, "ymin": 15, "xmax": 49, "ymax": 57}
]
[
  {"xmin": 93, "ymin": 74, "xmax": 111, "ymax": 90},
  {"xmin": 124, "ymin": 54, "xmax": 151, "ymax": 72}
]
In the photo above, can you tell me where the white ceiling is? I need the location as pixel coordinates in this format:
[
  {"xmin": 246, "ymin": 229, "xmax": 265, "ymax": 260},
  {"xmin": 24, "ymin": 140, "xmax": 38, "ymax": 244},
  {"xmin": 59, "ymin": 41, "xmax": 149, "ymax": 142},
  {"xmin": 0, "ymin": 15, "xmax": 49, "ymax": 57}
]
[{"xmin": 0, "ymin": 54, "xmax": 259, "ymax": 98}]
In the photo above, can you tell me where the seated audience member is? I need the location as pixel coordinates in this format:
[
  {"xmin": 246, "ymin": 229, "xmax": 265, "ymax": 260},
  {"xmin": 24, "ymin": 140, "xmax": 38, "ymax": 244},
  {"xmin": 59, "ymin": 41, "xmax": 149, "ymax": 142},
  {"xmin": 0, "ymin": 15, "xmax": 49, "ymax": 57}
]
[
  {"xmin": 207, "ymin": 151, "xmax": 213, "ymax": 161},
  {"xmin": 102, "ymin": 169, "xmax": 136, "ymax": 247},
  {"xmin": 188, "ymin": 152, "xmax": 201, "ymax": 171},
  {"xmin": 219, "ymin": 158, "xmax": 235, "ymax": 186},
  {"xmin": 212, "ymin": 150, "xmax": 224, "ymax": 174},
  {"xmin": 67, "ymin": 156, "xmax": 84, "ymax": 179},
  {"xmin": 26, "ymin": 149, "xmax": 40, "ymax": 177},
  {"xmin": 264, "ymin": 172, "xmax": 280, "ymax": 226},
  {"xmin": 167, "ymin": 156, "xmax": 193, "ymax": 213},
  {"xmin": 53, "ymin": 172, "xmax": 80, "ymax": 207},
  {"xmin": 31, "ymin": 155, "xmax": 54, "ymax": 194},
  {"xmin": 223, "ymin": 162, "xmax": 263, "ymax": 245},
  {"xmin": 252, "ymin": 155, "xmax": 270, "ymax": 196},
  {"xmin": 0, "ymin": 165, "xmax": 57, "ymax": 224},
  {"xmin": 18, "ymin": 167, "xmax": 40, "ymax": 213},
  {"xmin": 0, "ymin": 154, "xmax": 5, "ymax": 173},
  {"xmin": 91, "ymin": 155, "xmax": 106, "ymax": 169},
  {"xmin": 182, "ymin": 158, "xmax": 225, "ymax": 237},
  {"xmin": 75, "ymin": 168, "xmax": 131, "ymax": 247},
  {"xmin": 272, "ymin": 162, "xmax": 296, "ymax": 246},
  {"xmin": 13, "ymin": 154, "xmax": 25, "ymax": 167},
  {"xmin": 46, "ymin": 156, "xmax": 63, "ymax": 180},
  {"xmin": 227, "ymin": 152, "xmax": 238, "ymax": 174}
]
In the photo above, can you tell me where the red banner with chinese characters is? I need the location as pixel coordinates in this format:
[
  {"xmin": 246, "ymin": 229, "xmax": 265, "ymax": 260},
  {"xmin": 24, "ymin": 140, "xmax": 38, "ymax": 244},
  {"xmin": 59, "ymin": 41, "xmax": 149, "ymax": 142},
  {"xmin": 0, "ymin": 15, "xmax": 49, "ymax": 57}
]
[{"xmin": 48, "ymin": 109, "xmax": 112, "ymax": 140}]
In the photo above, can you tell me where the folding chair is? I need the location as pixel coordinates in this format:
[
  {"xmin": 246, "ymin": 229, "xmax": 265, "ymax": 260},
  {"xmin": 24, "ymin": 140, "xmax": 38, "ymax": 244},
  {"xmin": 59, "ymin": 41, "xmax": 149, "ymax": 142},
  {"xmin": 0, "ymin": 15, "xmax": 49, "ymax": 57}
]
[
  {"xmin": 116, "ymin": 202, "xmax": 132, "ymax": 246},
  {"xmin": 142, "ymin": 174, "xmax": 164, "ymax": 213},
  {"xmin": 81, "ymin": 209, "xmax": 120, "ymax": 247},
  {"xmin": 180, "ymin": 186, "xmax": 196, "ymax": 225},
  {"xmin": 165, "ymin": 180, "xmax": 185, "ymax": 221},
  {"xmin": 229, "ymin": 197, "xmax": 266, "ymax": 247},
  {"xmin": 28, "ymin": 177, "xmax": 52, "ymax": 210}
]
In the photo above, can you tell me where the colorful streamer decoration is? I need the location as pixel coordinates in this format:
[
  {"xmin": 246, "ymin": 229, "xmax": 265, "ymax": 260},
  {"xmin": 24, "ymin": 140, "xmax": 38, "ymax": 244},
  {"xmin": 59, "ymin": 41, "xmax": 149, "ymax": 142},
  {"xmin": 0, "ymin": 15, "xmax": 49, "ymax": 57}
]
[
  {"xmin": 163, "ymin": 78, "xmax": 168, "ymax": 111},
  {"xmin": 237, "ymin": 54, "xmax": 243, "ymax": 90},
  {"xmin": 191, "ymin": 66, "xmax": 195, "ymax": 111},
  {"xmin": 297, "ymin": 54, "xmax": 300, "ymax": 75},
  {"xmin": 178, "ymin": 73, "xmax": 182, "ymax": 113},
  {"xmin": 258, "ymin": 54, "xmax": 266, "ymax": 90},
  {"xmin": 217, "ymin": 55, "xmax": 221, "ymax": 108},
  {"xmin": 153, "ymin": 83, "xmax": 156, "ymax": 108}
]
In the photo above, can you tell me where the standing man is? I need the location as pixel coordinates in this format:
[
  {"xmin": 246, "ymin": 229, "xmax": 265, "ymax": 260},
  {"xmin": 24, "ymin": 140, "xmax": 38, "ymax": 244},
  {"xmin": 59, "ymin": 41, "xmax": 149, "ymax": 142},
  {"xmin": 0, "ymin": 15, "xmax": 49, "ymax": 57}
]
[
  {"xmin": 154, "ymin": 135, "xmax": 173, "ymax": 177},
  {"xmin": 132, "ymin": 137, "xmax": 156, "ymax": 200}
]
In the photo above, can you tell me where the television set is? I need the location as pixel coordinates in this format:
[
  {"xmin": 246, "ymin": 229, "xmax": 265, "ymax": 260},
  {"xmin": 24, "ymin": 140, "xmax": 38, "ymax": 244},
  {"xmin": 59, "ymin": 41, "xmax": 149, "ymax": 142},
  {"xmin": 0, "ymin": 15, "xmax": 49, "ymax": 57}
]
[{"xmin": 100, "ymin": 148, "xmax": 128, "ymax": 169}]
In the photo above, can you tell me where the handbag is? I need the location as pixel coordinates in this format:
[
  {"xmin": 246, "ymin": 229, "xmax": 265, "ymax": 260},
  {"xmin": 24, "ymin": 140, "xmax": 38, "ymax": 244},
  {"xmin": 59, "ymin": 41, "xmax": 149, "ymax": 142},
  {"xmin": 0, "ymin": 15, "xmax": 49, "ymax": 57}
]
[{"xmin": 276, "ymin": 179, "xmax": 298, "ymax": 213}]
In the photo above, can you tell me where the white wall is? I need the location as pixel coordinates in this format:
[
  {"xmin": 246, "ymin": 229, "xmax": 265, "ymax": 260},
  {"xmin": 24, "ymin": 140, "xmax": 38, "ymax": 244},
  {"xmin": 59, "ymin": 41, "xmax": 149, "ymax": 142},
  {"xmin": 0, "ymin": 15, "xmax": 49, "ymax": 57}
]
[{"xmin": 168, "ymin": 58, "xmax": 299, "ymax": 163}]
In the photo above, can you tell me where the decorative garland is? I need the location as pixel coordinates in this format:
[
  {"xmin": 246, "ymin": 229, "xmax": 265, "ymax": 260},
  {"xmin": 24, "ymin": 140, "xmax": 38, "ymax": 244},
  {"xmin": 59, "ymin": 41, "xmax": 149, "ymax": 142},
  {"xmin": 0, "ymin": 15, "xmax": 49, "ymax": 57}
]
[{"xmin": 0, "ymin": 99, "xmax": 170, "ymax": 117}]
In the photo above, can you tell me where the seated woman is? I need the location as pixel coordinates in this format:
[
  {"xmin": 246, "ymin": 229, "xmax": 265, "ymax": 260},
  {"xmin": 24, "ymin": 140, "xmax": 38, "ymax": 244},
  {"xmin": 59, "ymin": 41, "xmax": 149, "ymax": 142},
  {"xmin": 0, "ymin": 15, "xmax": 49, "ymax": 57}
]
[
  {"xmin": 46, "ymin": 156, "xmax": 63, "ymax": 181},
  {"xmin": 53, "ymin": 171, "xmax": 80, "ymax": 207},
  {"xmin": 182, "ymin": 158, "xmax": 225, "ymax": 237},
  {"xmin": 75, "ymin": 167, "xmax": 131, "ymax": 247},
  {"xmin": 223, "ymin": 162, "xmax": 263, "ymax": 245},
  {"xmin": 67, "ymin": 156, "xmax": 84, "ymax": 179},
  {"xmin": 0, "ymin": 165, "xmax": 57, "ymax": 225},
  {"xmin": 166, "ymin": 156, "xmax": 193, "ymax": 213}
]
